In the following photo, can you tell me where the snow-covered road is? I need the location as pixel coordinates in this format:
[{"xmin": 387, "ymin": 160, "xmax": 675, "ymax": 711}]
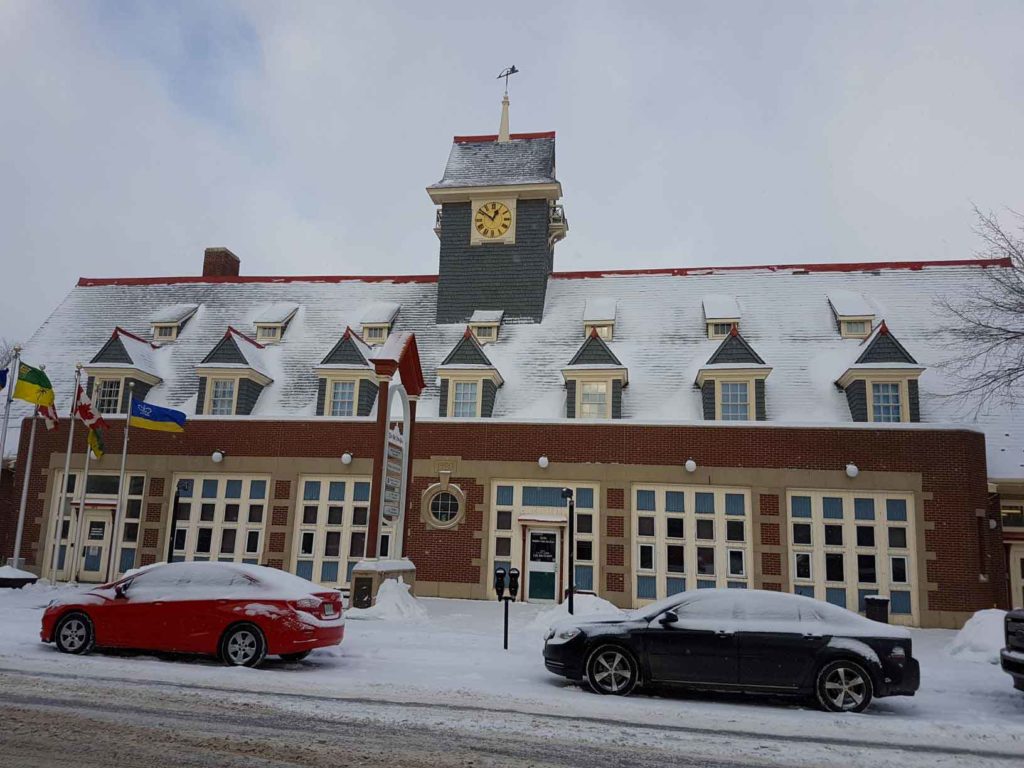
[{"xmin": 1, "ymin": 584, "xmax": 1022, "ymax": 766}]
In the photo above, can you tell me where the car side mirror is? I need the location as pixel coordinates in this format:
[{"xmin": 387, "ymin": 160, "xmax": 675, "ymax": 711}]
[
  {"xmin": 659, "ymin": 610, "xmax": 679, "ymax": 626},
  {"xmin": 114, "ymin": 581, "xmax": 131, "ymax": 599}
]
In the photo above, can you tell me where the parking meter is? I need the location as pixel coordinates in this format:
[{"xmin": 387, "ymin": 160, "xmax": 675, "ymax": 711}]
[
  {"xmin": 508, "ymin": 568, "xmax": 520, "ymax": 600},
  {"xmin": 494, "ymin": 566, "xmax": 507, "ymax": 599}
]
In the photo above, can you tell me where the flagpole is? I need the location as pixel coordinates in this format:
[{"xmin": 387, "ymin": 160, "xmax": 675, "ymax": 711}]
[
  {"xmin": 69, "ymin": 433, "xmax": 93, "ymax": 583},
  {"xmin": 0, "ymin": 345, "xmax": 21, "ymax": 474},
  {"xmin": 10, "ymin": 407, "xmax": 38, "ymax": 569},
  {"xmin": 106, "ymin": 383, "xmax": 134, "ymax": 583},
  {"xmin": 50, "ymin": 365, "xmax": 82, "ymax": 582}
]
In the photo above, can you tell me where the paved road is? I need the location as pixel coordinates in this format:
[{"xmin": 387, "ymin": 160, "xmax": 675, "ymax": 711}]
[{"xmin": 0, "ymin": 670, "xmax": 1019, "ymax": 768}]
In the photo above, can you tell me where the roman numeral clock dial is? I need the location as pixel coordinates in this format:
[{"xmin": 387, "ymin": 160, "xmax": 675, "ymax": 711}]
[{"xmin": 474, "ymin": 201, "xmax": 512, "ymax": 239}]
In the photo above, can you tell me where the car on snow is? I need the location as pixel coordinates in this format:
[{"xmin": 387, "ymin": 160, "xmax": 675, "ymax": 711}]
[
  {"xmin": 543, "ymin": 588, "xmax": 919, "ymax": 712},
  {"xmin": 1000, "ymin": 608, "xmax": 1024, "ymax": 691},
  {"xmin": 41, "ymin": 561, "xmax": 344, "ymax": 667}
]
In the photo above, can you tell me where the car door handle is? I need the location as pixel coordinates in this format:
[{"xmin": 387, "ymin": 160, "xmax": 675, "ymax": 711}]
[{"xmin": 716, "ymin": 630, "xmax": 733, "ymax": 637}]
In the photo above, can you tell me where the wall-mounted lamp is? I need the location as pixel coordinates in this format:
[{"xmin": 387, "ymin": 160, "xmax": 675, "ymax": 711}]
[
  {"xmin": 685, "ymin": 458, "xmax": 697, "ymax": 473},
  {"xmin": 845, "ymin": 463, "xmax": 859, "ymax": 478},
  {"xmin": 211, "ymin": 450, "xmax": 225, "ymax": 464},
  {"xmin": 341, "ymin": 451, "xmax": 353, "ymax": 465},
  {"xmin": 538, "ymin": 455, "xmax": 549, "ymax": 469}
]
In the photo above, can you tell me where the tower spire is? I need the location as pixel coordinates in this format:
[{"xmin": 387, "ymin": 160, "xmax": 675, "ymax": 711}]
[{"xmin": 498, "ymin": 94, "xmax": 510, "ymax": 142}]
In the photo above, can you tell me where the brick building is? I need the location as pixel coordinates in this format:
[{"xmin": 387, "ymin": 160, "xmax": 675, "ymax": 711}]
[{"xmin": 4, "ymin": 103, "xmax": 1021, "ymax": 627}]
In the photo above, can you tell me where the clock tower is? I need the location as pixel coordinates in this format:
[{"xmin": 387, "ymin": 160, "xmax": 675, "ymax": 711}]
[{"xmin": 428, "ymin": 96, "xmax": 568, "ymax": 324}]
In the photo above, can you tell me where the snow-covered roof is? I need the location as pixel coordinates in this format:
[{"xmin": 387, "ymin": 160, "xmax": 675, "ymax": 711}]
[
  {"xmin": 702, "ymin": 294, "xmax": 741, "ymax": 320},
  {"xmin": 429, "ymin": 134, "xmax": 557, "ymax": 189},
  {"xmin": 583, "ymin": 297, "xmax": 617, "ymax": 323},
  {"xmin": 14, "ymin": 260, "xmax": 1024, "ymax": 478},
  {"xmin": 470, "ymin": 310, "xmax": 504, "ymax": 324},
  {"xmin": 827, "ymin": 289, "xmax": 875, "ymax": 318},
  {"xmin": 150, "ymin": 303, "xmax": 199, "ymax": 324},
  {"xmin": 254, "ymin": 302, "xmax": 298, "ymax": 325},
  {"xmin": 361, "ymin": 302, "xmax": 400, "ymax": 325}
]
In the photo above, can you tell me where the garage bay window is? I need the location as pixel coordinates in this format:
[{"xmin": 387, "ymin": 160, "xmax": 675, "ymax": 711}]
[
  {"xmin": 170, "ymin": 475, "xmax": 269, "ymax": 564},
  {"xmin": 788, "ymin": 491, "xmax": 916, "ymax": 622},
  {"xmin": 633, "ymin": 485, "xmax": 751, "ymax": 603}
]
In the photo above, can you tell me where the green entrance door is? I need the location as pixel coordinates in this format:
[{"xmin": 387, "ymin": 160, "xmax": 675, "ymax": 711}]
[{"xmin": 527, "ymin": 530, "xmax": 558, "ymax": 602}]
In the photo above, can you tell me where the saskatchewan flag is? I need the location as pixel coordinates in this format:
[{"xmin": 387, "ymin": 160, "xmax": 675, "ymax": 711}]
[
  {"xmin": 13, "ymin": 363, "xmax": 55, "ymax": 407},
  {"xmin": 87, "ymin": 428, "xmax": 105, "ymax": 460},
  {"xmin": 129, "ymin": 400, "xmax": 186, "ymax": 433}
]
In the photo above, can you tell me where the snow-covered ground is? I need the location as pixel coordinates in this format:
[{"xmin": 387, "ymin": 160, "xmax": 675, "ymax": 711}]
[{"xmin": 1, "ymin": 583, "xmax": 1022, "ymax": 762}]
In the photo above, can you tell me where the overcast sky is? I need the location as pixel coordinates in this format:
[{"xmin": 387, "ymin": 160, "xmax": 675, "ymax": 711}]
[{"xmin": 2, "ymin": 0, "xmax": 1023, "ymax": 344}]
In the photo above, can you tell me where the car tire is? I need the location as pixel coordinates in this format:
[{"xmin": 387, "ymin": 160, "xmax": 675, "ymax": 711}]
[
  {"xmin": 815, "ymin": 659, "xmax": 874, "ymax": 713},
  {"xmin": 279, "ymin": 651, "xmax": 311, "ymax": 662},
  {"xmin": 220, "ymin": 623, "xmax": 267, "ymax": 668},
  {"xmin": 585, "ymin": 644, "xmax": 639, "ymax": 696},
  {"xmin": 54, "ymin": 612, "xmax": 94, "ymax": 655}
]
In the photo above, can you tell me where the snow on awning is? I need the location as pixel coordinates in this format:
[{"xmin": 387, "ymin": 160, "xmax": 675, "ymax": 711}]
[{"xmin": 702, "ymin": 294, "xmax": 741, "ymax": 321}]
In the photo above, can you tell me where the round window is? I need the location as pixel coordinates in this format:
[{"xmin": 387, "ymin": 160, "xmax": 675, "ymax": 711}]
[{"xmin": 430, "ymin": 491, "xmax": 461, "ymax": 524}]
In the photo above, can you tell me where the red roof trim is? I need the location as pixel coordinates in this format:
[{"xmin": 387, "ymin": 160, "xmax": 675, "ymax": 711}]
[
  {"xmin": 551, "ymin": 257, "xmax": 1011, "ymax": 280},
  {"xmin": 113, "ymin": 326, "xmax": 158, "ymax": 349},
  {"xmin": 453, "ymin": 131, "xmax": 556, "ymax": 144},
  {"xmin": 226, "ymin": 325, "xmax": 265, "ymax": 350},
  {"xmin": 74, "ymin": 257, "xmax": 1010, "ymax": 289}
]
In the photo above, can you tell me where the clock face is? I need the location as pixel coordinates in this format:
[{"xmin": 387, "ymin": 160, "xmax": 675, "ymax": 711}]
[{"xmin": 474, "ymin": 201, "xmax": 513, "ymax": 239}]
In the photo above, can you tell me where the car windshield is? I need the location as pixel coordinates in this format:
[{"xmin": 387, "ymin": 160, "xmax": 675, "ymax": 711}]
[{"xmin": 631, "ymin": 592, "xmax": 690, "ymax": 621}]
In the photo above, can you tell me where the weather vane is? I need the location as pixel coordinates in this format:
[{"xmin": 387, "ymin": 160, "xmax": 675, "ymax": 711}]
[{"xmin": 497, "ymin": 65, "xmax": 519, "ymax": 95}]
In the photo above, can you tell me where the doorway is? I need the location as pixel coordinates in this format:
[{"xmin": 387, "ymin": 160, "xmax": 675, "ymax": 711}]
[
  {"xmin": 77, "ymin": 509, "xmax": 111, "ymax": 583},
  {"xmin": 527, "ymin": 529, "xmax": 559, "ymax": 602},
  {"xmin": 1010, "ymin": 545, "xmax": 1024, "ymax": 610}
]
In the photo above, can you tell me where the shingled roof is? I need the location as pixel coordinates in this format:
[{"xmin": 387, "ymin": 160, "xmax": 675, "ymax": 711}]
[{"xmin": 429, "ymin": 133, "xmax": 556, "ymax": 189}]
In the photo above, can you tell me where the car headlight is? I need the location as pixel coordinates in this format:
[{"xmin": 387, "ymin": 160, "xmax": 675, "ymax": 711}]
[
  {"xmin": 544, "ymin": 628, "xmax": 555, "ymax": 641},
  {"xmin": 547, "ymin": 627, "xmax": 582, "ymax": 644}
]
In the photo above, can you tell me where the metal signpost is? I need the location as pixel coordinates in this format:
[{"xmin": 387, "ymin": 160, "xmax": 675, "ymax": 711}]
[
  {"xmin": 562, "ymin": 488, "xmax": 576, "ymax": 615},
  {"xmin": 494, "ymin": 566, "xmax": 520, "ymax": 650}
]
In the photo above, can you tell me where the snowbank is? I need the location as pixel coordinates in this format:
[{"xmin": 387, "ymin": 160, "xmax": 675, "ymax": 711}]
[
  {"xmin": 345, "ymin": 578, "xmax": 427, "ymax": 623},
  {"xmin": 947, "ymin": 609, "xmax": 1006, "ymax": 664},
  {"xmin": 527, "ymin": 594, "xmax": 624, "ymax": 632}
]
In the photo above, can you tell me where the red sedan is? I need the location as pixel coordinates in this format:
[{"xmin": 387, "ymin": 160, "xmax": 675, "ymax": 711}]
[{"xmin": 41, "ymin": 562, "xmax": 344, "ymax": 667}]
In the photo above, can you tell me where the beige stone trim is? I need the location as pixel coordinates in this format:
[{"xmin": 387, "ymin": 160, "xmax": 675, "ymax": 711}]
[{"xmin": 426, "ymin": 182, "xmax": 562, "ymax": 205}]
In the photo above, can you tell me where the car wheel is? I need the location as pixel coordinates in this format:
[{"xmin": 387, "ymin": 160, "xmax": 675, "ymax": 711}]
[
  {"xmin": 220, "ymin": 623, "xmax": 267, "ymax": 668},
  {"xmin": 54, "ymin": 612, "xmax": 94, "ymax": 655},
  {"xmin": 815, "ymin": 659, "xmax": 874, "ymax": 713},
  {"xmin": 279, "ymin": 651, "xmax": 311, "ymax": 662},
  {"xmin": 586, "ymin": 645, "xmax": 639, "ymax": 696}
]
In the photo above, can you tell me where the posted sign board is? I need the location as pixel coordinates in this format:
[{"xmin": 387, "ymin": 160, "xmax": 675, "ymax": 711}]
[{"xmin": 382, "ymin": 427, "xmax": 404, "ymax": 522}]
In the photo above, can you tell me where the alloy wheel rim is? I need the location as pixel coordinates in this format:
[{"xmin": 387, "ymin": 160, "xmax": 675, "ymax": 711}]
[
  {"xmin": 227, "ymin": 630, "xmax": 258, "ymax": 664},
  {"xmin": 593, "ymin": 651, "xmax": 632, "ymax": 692},
  {"xmin": 824, "ymin": 666, "xmax": 866, "ymax": 710},
  {"xmin": 60, "ymin": 619, "xmax": 87, "ymax": 651}
]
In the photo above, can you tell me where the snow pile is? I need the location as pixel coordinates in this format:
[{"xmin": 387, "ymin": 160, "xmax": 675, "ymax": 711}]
[
  {"xmin": 528, "ymin": 594, "xmax": 624, "ymax": 632},
  {"xmin": 947, "ymin": 609, "xmax": 1006, "ymax": 664},
  {"xmin": 0, "ymin": 565, "xmax": 38, "ymax": 580},
  {"xmin": 345, "ymin": 578, "xmax": 427, "ymax": 623}
]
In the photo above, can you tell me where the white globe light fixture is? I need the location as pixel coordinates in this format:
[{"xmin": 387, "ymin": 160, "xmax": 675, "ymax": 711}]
[
  {"xmin": 341, "ymin": 451, "xmax": 353, "ymax": 465},
  {"xmin": 684, "ymin": 458, "xmax": 697, "ymax": 473},
  {"xmin": 538, "ymin": 455, "xmax": 549, "ymax": 469},
  {"xmin": 845, "ymin": 463, "xmax": 859, "ymax": 478},
  {"xmin": 211, "ymin": 450, "xmax": 225, "ymax": 464}
]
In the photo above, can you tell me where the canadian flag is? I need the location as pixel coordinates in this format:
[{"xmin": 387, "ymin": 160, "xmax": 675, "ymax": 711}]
[{"xmin": 75, "ymin": 385, "xmax": 108, "ymax": 431}]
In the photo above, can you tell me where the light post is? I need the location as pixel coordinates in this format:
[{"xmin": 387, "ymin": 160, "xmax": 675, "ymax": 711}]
[
  {"xmin": 166, "ymin": 479, "xmax": 188, "ymax": 563},
  {"xmin": 494, "ymin": 565, "xmax": 520, "ymax": 650},
  {"xmin": 562, "ymin": 487, "xmax": 575, "ymax": 615}
]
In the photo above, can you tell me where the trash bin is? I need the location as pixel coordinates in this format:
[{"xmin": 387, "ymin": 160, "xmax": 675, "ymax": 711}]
[
  {"xmin": 351, "ymin": 576, "xmax": 375, "ymax": 609},
  {"xmin": 865, "ymin": 595, "xmax": 890, "ymax": 623}
]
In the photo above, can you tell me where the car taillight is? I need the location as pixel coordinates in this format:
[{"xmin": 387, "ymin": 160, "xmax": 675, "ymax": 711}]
[
  {"xmin": 292, "ymin": 597, "xmax": 321, "ymax": 615},
  {"xmin": 889, "ymin": 645, "xmax": 907, "ymax": 661}
]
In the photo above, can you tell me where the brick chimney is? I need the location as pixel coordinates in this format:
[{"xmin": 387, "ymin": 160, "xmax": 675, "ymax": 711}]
[{"xmin": 203, "ymin": 247, "xmax": 241, "ymax": 277}]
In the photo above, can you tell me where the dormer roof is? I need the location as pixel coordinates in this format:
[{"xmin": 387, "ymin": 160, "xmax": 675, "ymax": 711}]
[
  {"xmin": 566, "ymin": 328, "xmax": 625, "ymax": 368},
  {"xmin": 89, "ymin": 327, "xmax": 161, "ymax": 379},
  {"xmin": 361, "ymin": 302, "xmax": 400, "ymax": 325},
  {"xmin": 254, "ymin": 302, "xmax": 298, "ymax": 325},
  {"xmin": 702, "ymin": 294, "xmax": 741, "ymax": 321},
  {"xmin": 469, "ymin": 309, "xmax": 504, "ymax": 325},
  {"xmin": 150, "ymin": 304, "xmax": 199, "ymax": 325},
  {"xmin": 318, "ymin": 327, "xmax": 374, "ymax": 370},
  {"xmin": 429, "ymin": 133, "xmax": 557, "ymax": 191},
  {"xmin": 706, "ymin": 327, "xmax": 766, "ymax": 366},
  {"xmin": 854, "ymin": 321, "xmax": 918, "ymax": 365},
  {"xmin": 198, "ymin": 327, "xmax": 271, "ymax": 380},
  {"xmin": 827, "ymin": 290, "xmax": 875, "ymax": 318},
  {"xmin": 440, "ymin": 329, "xmax": 496, "ymax": 368},
  {"xmin": 583, "ymin": 298, "xmax": 617, "ymax": 324}
]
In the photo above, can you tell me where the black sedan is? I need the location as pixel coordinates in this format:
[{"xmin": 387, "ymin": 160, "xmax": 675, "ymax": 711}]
[{"xmin": 543, "ymin": 589, "xmax": 919, "ymax": 712}]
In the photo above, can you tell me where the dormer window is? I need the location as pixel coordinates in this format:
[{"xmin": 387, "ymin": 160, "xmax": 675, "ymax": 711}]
[
  {"xmin": 438, "ymin": 330, "xmax": 503, "ymax": 418},
  {"xmin": 255, "ymin": 325, "xmax": 281, "ymax": 342},
  {"xmin": 827, "ymin": 291, "xmax": 875, "ymax": 339},
  {"xmin": 702, "ymin": 295, "xmax": 741, "ymax": 340},
  {"xmin": 468, "ymin": 310, "xmax": 503, "ymax": 345},
  {"xmin": 583, "ymin": 299, "xmax": 616, "ymax": 341},
  {"xmin": 695, "ymin": 329, "xmax": 770, "ymax": 421},
  {"xmin": 835, "ymin": 321, "xmax": 924, "ymax": 424},
  {"xmin": 360, "ymin": 302, "xmax": 400, "ymax": 346},
  {"xmin": 563, "ymin": 331, "xmax": 627, "ymax": 419},
  {"xmin": 149, "ymin": 304, "xmax": 198, "ymax": 343},
  {"xmin": 252, "ymin": 303, "xmax": 297, "ymax": 344},
  {"xmin": 86, "ymin": 327, "xmax": 163, "ymax": 413},
  {"xmin": 195, "ymin": 327, "xmax": 272, "ymax": 416}
]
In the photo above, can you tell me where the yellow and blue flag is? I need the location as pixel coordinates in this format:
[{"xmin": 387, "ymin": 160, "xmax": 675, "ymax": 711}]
[{"xmin": 130, "ymin": 400, "xmax": 186, "ymax": 433}]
